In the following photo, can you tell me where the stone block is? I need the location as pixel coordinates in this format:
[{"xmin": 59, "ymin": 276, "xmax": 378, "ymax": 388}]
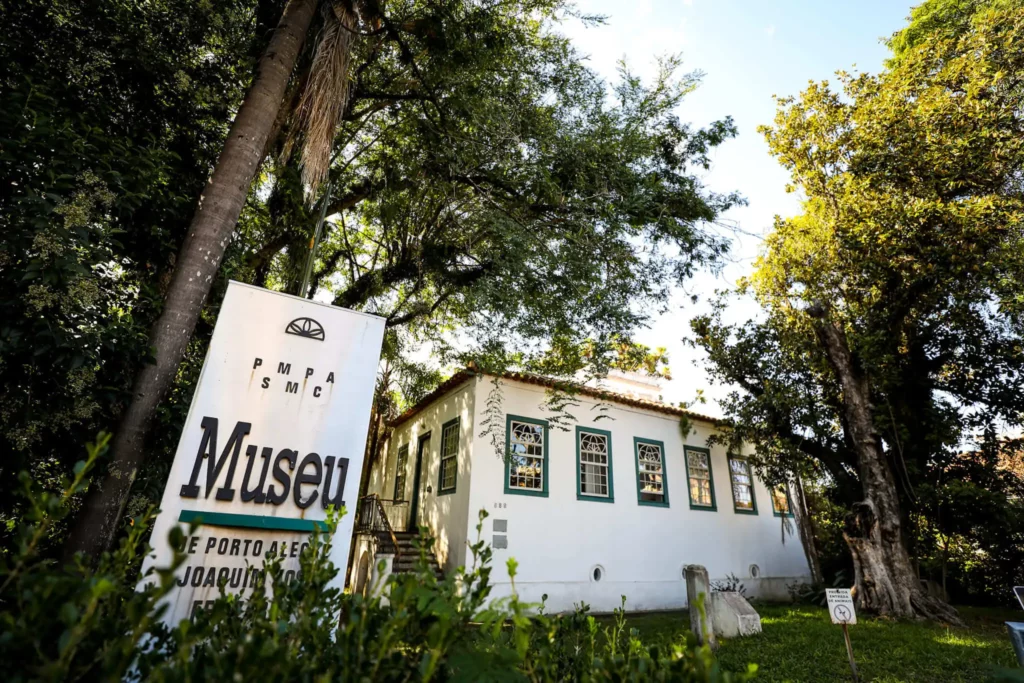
[
  {"xmin": 1007, "ymin": 622, "xmax": 1024, "ymax": 667},
  {"xmin": 711, "ymin": 591, "xmax": 762, "ymax": 639},
  {"xmin": 684, "ymin": 564, "xmax": 716, "ymax": 648}
]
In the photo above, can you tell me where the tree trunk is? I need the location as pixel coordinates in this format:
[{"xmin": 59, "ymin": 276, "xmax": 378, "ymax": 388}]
[
  {"xmin": 810, "ymin": 309, "xmax": 961, "ymax": 624},
  {"xmin": 791, "ymin": 475, "xmax": 824, "ymax": 586},
  {"xmin": 359, "ymin": 401, "xmax": 383, "ymax": 499},
  {"xmin": 64, "ymin": 0, "xmax": 319, "ymax": 559}
]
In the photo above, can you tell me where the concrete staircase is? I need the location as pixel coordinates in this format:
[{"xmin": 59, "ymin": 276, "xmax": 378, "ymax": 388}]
[{"xmin": 390, "ymin": 531, "xmax": 445, "ymax": 580}]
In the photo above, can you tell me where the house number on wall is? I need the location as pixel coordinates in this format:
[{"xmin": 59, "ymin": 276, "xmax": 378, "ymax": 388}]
[{"xmin": 493, "ymin": 502, "xmax": 507, "ymax": 509}]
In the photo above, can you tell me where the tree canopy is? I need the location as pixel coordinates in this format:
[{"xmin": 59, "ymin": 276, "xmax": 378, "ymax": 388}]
[
  {"xmin": 2, "ymin": 0, "xmax": 739, "ymax": 548},
  {"xmin": 244, "ymin": 1, "xmax": 740, "ymax": 375},
  {"xmin": 0, "ymin": 0, "xmax": 274, "ymax": 503},
  {"xmin": 693, "ymin": 1, "xmax": 1024, "ymax": 610}
]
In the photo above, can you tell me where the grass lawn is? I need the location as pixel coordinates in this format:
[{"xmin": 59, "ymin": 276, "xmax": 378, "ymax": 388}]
[{"xmin": 618, "ymin": 604, "xmax": 1022, "ymax": 682}]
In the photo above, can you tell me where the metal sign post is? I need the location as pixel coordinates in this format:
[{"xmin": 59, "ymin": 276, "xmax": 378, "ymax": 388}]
[
  {"xmin": 827, "ymin": 588, "xmax": 859, "ymax": 682},
  {"xmin": 841, "ymin": 623, "xmax": 859, "ymax": 682}
]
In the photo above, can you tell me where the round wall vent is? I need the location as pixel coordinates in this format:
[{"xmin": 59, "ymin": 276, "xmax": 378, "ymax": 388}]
[
  {"xmin": 591, "ymin": 564, "xmax": 605, "ymax": 582},
  {"xmin": 749, "ymin": 564, "xmax": 761, "ymax": 578}
]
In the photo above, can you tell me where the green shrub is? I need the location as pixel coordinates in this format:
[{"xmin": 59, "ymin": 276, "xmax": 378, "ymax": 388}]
[{"xmin": 0, "ymin": 434, "xmax": 755, "ymax": 681}]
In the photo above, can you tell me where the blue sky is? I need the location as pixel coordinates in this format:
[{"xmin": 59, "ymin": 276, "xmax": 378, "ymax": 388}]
[{"xmin": 562, "ymin": 0, "xmax": 916, "ymax": 414}]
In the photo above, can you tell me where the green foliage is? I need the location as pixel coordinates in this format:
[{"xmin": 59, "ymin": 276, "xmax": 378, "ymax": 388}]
[
  {"xmin": 528, "ymin": 336, "xmax": 673, "ymax": 382},
  {"xmin": 251, "ymin": 1, "xmax": 740, "ymax": 378},
  {"xmin": 0, "ymin": 0, "xmax": 269, "ymax": 536},
  {"xmin": 477, "ymin": 376, "xmax": 508, "ymax": 460},
  {"xmin": 912, "ymin": 443, "xmax": 1024, "ymax": 605},
  {"xmin": 710, "ymin": 574, "xmax": 746, "ymax": 598},
  {"xmin": 2, "ymin": 0, "xmax": 738, "ymax": 545},
  {"xmin": 692, "ymin": 1, "xmax": 1024, "ymax": 606},
  {"xmin": 540, "ymin": 387, "xmax": 583, "ymax": 433},
  {"xmin": 0, "ymin": 441, "xmax": 754, "ymax": 681},
  {"xmin": 886, "ymin": 0, "xmax": 1021, "ymax": 67},
  {"xmin": 625, "ymin": 605, "xmax": 1020, "ymax": 683}
]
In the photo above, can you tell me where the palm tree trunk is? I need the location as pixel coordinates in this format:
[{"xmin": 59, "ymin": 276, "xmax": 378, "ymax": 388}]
[{"xmin": 65, "ymin": 0, "xmax": 319, "ymax": 559}]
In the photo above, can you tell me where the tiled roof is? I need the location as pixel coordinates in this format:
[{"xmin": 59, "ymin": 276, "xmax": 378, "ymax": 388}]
[{"xmin": 388, "ymin": 367, "xmax": 728, "ymax": 428}]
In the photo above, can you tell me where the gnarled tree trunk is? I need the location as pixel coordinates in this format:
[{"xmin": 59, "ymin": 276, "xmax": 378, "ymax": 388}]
[
  {"xmin": 64, "ymin": 0, "xmax": 319, "ymax": 559},
  {"xmin": 810, "ymin": 308, "xmax": 961, "ymax": 624}
]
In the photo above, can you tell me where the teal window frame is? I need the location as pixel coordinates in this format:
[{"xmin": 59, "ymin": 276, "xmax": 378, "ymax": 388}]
[
  {"xmin": 394, "ymin": 442, "xmax": 409, "ymax": 501},
  {"xmin": 727, "ymin": 454, "xmax": 758, "ymax": 515},
  {"xmin": 771, "ymin": 485, "xmax": 795, "ymax": 518},
  {"xmin": 576, "ymin": 426, "xmax": 614, "ymax": 503},
  {"xmin": 684, "ymin": 445, "xmax": 717, "ymax": 511},
  {"xmin": 504, "ymin": 415, "xmax": 549, "ymax": 497},
  {"xmin": 437, "ymin": 417, "xmax": 460, "ymax": 495},
  {"xmin": 633, "ymin": 437, "xmax": 669, "ymax": 507}
]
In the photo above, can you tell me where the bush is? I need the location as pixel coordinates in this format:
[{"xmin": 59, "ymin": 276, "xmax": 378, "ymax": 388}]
[{"xmin": 0, "ymin": 435, "xmax": 756, "ymax": 681}]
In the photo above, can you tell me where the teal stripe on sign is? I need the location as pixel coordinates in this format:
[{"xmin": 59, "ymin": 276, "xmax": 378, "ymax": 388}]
[{"xmin": 178, "ymin": 509, "xmax": 328, "ymax": 532}]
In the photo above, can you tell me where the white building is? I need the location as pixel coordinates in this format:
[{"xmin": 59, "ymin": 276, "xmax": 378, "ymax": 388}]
[{"xmin": 354, "ymin": 368, "xmax": 811, "ymax": 613}]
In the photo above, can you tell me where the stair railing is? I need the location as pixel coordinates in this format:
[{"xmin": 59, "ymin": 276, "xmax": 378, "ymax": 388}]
[{"xmin": 355, "ymin": 494, "xmax": 401, "ymax": 563}]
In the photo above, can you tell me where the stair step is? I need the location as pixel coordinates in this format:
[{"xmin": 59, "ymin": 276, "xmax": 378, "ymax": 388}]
[
  {"xmin": 370, "ymin": 530, "xmax": 443, "ymax": 577},
  {"xmin": 393, "ymin": 569, "xmax": 445, "ymax": 578},
  {"xmin": 391, "ymin": 561, "xmax": 440, "ymax": 573}
]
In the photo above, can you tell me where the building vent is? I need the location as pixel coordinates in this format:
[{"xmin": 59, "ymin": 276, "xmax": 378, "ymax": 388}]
[
  {"xmin": 591, "ymin": 565, "xmax": 604, "ymax": 582},
  {"xmin": 749, "ymin": 564, "xmax": 761, "ymax": 578}
]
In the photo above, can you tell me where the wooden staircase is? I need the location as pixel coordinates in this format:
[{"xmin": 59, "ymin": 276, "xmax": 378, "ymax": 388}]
[{"xmin": 391, "ymin": 531, "xmax": 445, "ymax": 580}]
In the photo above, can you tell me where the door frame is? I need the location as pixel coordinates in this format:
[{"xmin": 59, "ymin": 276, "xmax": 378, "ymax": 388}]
[{"xmin": 409, "ymin": 431, "xmax": 431, "ymax": 528}]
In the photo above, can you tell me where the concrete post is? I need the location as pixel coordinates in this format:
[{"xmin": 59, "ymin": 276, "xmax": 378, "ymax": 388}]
[
  {"xmin": 371, "ymin": 553, "xmax": 395, "ymax": 606},
  {"xmin": 1007, "ymin": 622, "xmax": 1024, "ymax": 667},
  {"xmin": 684, "ymin": 564, "xmax": 717, "ymax": 649}
]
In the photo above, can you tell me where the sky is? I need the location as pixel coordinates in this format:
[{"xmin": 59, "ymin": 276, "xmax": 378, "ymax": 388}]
[{"xmin": 560, "ymin": 0, "xmax": 916, "ymax": 416}]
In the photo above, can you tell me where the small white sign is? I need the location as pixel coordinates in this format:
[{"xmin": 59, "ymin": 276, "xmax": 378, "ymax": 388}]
[
  {"xmin": 827, "ymin": 588, "xmax": 857, "ymax": 625},
  {"xmin": 140, "ymin": 281, "xmax": 385, "ymax": 624}
]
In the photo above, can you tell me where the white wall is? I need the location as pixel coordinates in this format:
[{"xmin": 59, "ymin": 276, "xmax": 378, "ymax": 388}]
[
  {"xmin": 467, "ymin": 375, "xmax": 810, "ymax": 614},
  {"xmin": 372, "ymin": 379, "xmax": 476, "ymax": 571}
]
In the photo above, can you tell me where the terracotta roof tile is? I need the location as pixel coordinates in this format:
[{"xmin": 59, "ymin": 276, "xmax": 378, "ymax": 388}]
[{"xmin": 388, "ymin": 368, "xmax": 727, "ymax": 428}]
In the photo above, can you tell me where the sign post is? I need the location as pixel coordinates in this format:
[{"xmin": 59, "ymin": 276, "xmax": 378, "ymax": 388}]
[
  {"xmin": 140, "ymin": 281, "xmax": 385, "ymax": 624},
  {"xmin": 827, "ymin": 588, "xmax": 859, "ymax": 682}
]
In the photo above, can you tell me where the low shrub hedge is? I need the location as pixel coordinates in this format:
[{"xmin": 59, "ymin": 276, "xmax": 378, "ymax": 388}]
[{"xmin": 0, "ymin": 434, "xmax": 755, "ymax": 681}]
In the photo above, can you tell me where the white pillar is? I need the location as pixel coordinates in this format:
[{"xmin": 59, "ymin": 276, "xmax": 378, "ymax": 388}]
[{"xmin": 684, "ymin": 564, "xmax": 717, "ymax": 649}]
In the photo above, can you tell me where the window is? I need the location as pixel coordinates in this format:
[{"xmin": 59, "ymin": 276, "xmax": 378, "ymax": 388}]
[
  {"xmin": 684, "ymin": 446, "xmax": 717, "ymax": 511},
  {"xmin": 728, "ymin": 455, "xmax": 757, "ymax": 514},
  {"xmin": 394, "ymin": 443, "xmax": 409, "ymax": 500},
  {"xmin": 771, "ymin": 485, "xmax": 794, "ymax": 517},
  {"xmin": 577, "ymin": 427, "xmax": 613, "ymax": 502},
  {"xmin": 634, "ymin": 437, "xmax": 669, "ymax": 507},
  {"xmin": 438, "ymin": 418, "xmax": 459, "ymax": 495},
  {"xmin": 505, "ymin": 415, "xmax": 548, "ymax": 496}
]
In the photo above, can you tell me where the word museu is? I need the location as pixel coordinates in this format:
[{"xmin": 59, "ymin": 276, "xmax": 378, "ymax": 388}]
[{"xmin": 179, "ymin": 416, "xmax": 349, "ymax": 510}]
